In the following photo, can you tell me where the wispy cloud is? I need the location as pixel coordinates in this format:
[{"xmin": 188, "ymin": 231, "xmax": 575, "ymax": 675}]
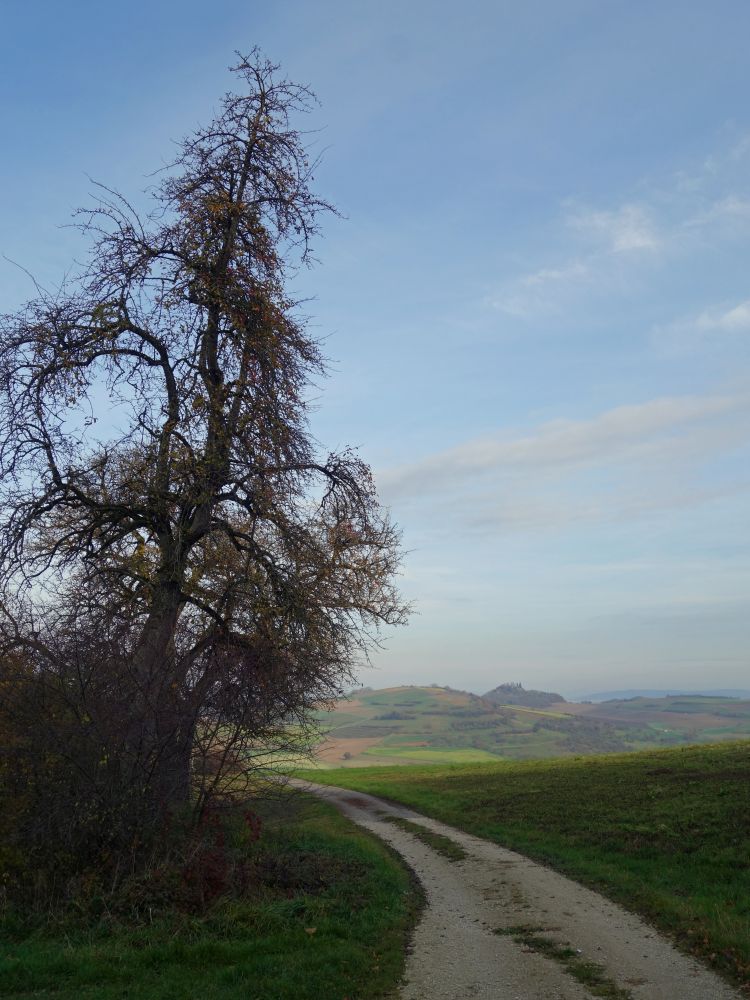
[
  {"xmin": 489, "ymin": 201, "xmax": 660, "ymax": 317},
  {"xmin": 652, "ymin": 299, "xmax": 750, "ymax": 354},
  {"xmin": 489, "ymin": 258, "xmax": 591, "ymax": 317},
  {"xmin": 686, "ymin": 195, "xmax": 750, "ymax": 228},
  {"xmin": 487, "ymin": 135, "xmax": 750, "ymax": 321},
  {"xmin": 567, "ymin": 203, "xmax": 660, "ymax": 253},
  {"xmin": 379, "ymin": 392, "xmax": 750, "ymax": 533},
  {"xmin": 518, "ymin": 260, "xmax": 590, "ymax": 287},
  {"xmin": 381, "ymin": 394, "xmax": 740, "ymax": 496},
  {"xmin": 703, "ymin": 300, "xmax": 750, "ymax": 330}
]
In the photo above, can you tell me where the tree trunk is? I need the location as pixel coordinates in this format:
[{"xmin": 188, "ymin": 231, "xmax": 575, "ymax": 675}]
[{"xmin": 127, "ymin": 584, "xmax": 194, "ymax": 812}]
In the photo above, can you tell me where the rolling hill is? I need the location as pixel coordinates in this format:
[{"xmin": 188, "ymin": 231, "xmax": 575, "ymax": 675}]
[
  {"xmin": 483, "ymin": 681, "xmax": 565, "ymax": 707},
  {"xmin": 307, "ymin": 685, "xmax": 750, "ymax": 767}
]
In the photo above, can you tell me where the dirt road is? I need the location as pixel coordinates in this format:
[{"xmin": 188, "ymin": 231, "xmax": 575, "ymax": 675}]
[{"xmin": 294, "ymin": 779, "xmax": 740, "ymax": 1000}]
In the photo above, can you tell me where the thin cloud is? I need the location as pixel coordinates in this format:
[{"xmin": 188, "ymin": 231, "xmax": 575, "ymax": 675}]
[
  {"xmin": 519, "ymin": 260, "xmax": 590, "ymax": 288},
  {"xmin": 378, "ymin": 392, "xmax": 750, "ymax": 539},
  {"xmin": 653, "ymin": 299, "xmax": 750, "ymax": 354},
  {"xmin": 489, "ymin": 202, "xmax": 660, "ymax": 317},
  {"xmin": 488, "ymin": 258, "xmax": 590, "ymax": 317},
  {"xmin": 463, "ymin": 479, "xmax": 750, "ymax": 533},
  {"xmin": 568, "ymin": 203, "xmax": 660, "ymax": 253},
  {"xmin": 487, "ymin": 135, "xmax": 750, "ymax": 321},
  {"xmin": 380, "ymin": 393, "xmax": 743, "ymax": 500},
  {"xmin": 686, "ymin": 195, "xmax": 750, "ymax": 228},
  {"xmin": 706, "ymin": 300, "xmax": 750, "ymax": 330}
]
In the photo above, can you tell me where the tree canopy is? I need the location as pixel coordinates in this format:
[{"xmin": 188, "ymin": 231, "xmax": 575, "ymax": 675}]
[{"xmin": 0, "ymin": 51, "xmax": 407, "ymax": 867}]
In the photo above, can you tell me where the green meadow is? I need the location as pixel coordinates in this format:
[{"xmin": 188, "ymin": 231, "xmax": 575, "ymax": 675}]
[{"xmin": 312, "ymin": 740, "xmax": 750, "ymax": 991}]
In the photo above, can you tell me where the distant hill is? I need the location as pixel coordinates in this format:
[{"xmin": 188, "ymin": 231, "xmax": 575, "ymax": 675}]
[
  {"xmin": 483, "ymin": 682, "xmax": 566, "ymax": 708},
  {"xmin": 308, "ymin": 685, "xmax": 633, "ymax": 768},
  {"xmin": 303, "ymin": 685, "xmax": 750, "ymax": 769},
  {"xmin": 576, "ymin": 688, "xmax": 750, "ymax": 702}
]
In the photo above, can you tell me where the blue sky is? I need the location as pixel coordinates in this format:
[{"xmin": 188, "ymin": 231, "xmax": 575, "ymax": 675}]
[{"xmin": 1, "ymin": 1, "xmax": 749, "ymax": 695}]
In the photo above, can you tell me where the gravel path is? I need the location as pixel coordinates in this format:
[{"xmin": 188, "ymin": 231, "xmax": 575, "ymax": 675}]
[{"xmin": 293, "ymin": 779, "xmax": 740, "ymax": 1000}]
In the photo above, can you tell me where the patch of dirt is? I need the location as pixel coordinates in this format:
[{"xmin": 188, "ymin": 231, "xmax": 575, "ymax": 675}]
[
  {"xmin": 313, "ymin": 736, "xmax": 383, "ymax": 763},
  {"xmin": 341, "ymin": 795, "xmax": 373, "ymax": 809}
]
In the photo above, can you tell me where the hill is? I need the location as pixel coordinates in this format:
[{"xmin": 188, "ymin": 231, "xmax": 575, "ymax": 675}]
[
  {"xmin": 560, "ymin": 692, "xmax": 750, "ymax": 742},
  {"xmin": 307, "ymin": 685, "xmax": 750, "ymax": 767},
  {"xmin": 483, "ymin": 681, "xmax": 565, "ymax": 707},
  {"xmin": 310, "ymin": 685, "xmax": 640, "ymax": 767},
  {"xmin": 576, "ymin": 688, "xmax": 750, "ymax": 701}
]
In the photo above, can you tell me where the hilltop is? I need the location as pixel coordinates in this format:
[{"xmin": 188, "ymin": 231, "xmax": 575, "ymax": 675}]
[
  {"xmin": 308, "ymin": 685, "xmax": 750, "ymax": 767},
  {"xmin": 483, "ymin": 681, "xmax": 565, "ymax": 708}
]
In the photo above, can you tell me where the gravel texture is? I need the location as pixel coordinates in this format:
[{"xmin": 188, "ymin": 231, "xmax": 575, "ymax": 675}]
[{"xmin": 294, "ymin": 779, "xmax": 740, "ymax": 1000}]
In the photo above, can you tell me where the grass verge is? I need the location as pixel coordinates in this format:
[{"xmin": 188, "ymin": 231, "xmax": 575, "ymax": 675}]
[
  {"xmin": 0, "ymin": 793, "xmax": 421, "ymax": 999},
  {"xmin": 381, "ymin": 816, "xmax": 467, "ymax": 861},
  {"xmin": 494, "ymin": 925, "xmax": 633, "ymax": 999},
  {"xmin": 310, "ymin": 741, "xmax": 750, "ymax": 992}
]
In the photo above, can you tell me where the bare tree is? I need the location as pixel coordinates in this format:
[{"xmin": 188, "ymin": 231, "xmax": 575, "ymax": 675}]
[{"xmin": 0, "ymin": 51, "xmax": 407, "ymax": 833}]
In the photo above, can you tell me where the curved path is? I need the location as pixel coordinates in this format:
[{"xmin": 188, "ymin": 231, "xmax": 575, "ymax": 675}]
[{"xmin": 294, "ymin": 779, "xmax": 739, "ymax": 1000}]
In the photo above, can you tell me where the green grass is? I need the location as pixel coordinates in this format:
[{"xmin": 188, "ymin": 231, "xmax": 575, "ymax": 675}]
[
  {"xmin": 494, "ymin": 925, "xmax": 633, "ymax": 999},
  {"xmin": 311, "ymin": 741, "xmax": 750, "ymax": 992},
  {"xmin": 381, "ymin": 817, "xmax": 467, "ymax": 861},
  {"xmin": 0, "ymin": 795, "xmax": 420, "ymax": 999},
  {"xmin": 361, "ymin": 746, "xmax": 501, "ymax": 764}
]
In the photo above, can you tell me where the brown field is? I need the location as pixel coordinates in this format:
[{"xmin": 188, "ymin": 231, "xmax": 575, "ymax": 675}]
[
  {"xmin": 556, "ymin": 702, "xmax": 738, "ymax": 730},
  {"xmin": 314, "ymin": 736, "xmax": 384, "ymax": 764}
]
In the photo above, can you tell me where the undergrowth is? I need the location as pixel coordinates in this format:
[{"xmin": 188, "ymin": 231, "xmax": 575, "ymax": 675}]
[{"xmin": 0, "ymin": 793, "xmax": 420, "ymax": 999}]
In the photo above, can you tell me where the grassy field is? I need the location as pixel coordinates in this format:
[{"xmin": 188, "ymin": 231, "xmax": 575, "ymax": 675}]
[
  {"xmin": 0, "ymin": 794, "xmax": 420, "ymax": 1000},
  {"xmin": 311, "ymin": 740, "xmax": 750, "ymax": 992}
]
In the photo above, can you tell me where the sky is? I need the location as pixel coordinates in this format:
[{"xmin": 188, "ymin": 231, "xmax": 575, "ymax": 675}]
[{"xmin": 1, "ymin": 0, "xmax": 749, "ymax": 696}]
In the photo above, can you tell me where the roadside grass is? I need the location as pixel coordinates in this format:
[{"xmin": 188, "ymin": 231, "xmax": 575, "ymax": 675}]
[
  {"xmin": 310, "ymin": 741, "xmax": 750, "ymax": 992},
  {"xmin": 381, "ymin": 817, "xmax": 467, "ymax": 861},
  {"xmin": 494, "ymin": 925, "xmax": 633, "ymax": 1000},
  {"xmin": 0, "ymin": 794, "xmax": 420, "ymax": 1000}
]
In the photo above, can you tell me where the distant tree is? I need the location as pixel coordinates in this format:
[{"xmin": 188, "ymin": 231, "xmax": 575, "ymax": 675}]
[{"xmin": 0, "ymin": 50, "xmax": 407, "ymax": 859}]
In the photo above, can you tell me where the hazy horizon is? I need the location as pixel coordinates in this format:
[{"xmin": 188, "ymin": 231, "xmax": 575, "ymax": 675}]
[{"xmin": 347, "ymin": 680, "xmax": 750, "ymax": 701}]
